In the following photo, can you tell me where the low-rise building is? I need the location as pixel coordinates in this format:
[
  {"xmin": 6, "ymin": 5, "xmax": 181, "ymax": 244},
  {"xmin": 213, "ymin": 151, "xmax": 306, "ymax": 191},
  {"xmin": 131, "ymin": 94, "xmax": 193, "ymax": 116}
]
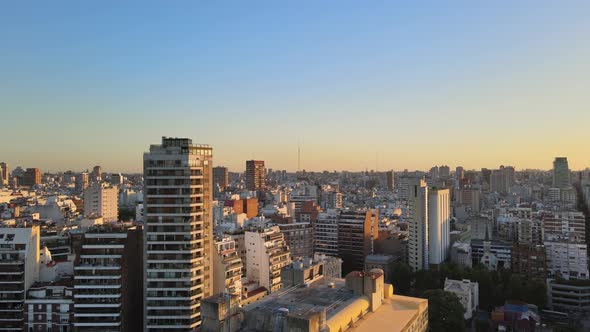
[
  {"xmin": 444, "ymin": 278, "xmax": 479, "ymax": 320},
  {"xmin": 451, "ymin": 242, "xmax": 472, "ymax": 268},
  {"xmin": 201, "ymin": 269, "xmax": 428, "ymax": 332},
  {"xmin": 471, "ymin": 240, "xmax": 512, "ymax": 270},
  {"xmin": 364, "ymin": 254, "xmax": 395, "ymax": 283},
  {"xmin": 281, "ymin": 258, "xmax": 324, "ymax": 288},
  {"xmin": 24, "ymin": 279, "xmax": 73, "ymax": 331},
  {"xmin": 490, "ymin": 302, "xmax": 540, "ymax": 331},
  {"xmin": 547, "ymin": 278, "xmax": 590, "ymax": 314}
]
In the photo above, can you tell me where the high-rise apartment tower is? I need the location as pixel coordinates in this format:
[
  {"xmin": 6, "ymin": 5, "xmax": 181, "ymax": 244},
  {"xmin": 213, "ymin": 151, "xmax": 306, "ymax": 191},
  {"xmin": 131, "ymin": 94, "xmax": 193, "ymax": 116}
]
[
  {"xmin": 246, "ymin": 160, "xmax": 265, "ymax": 191},
  {"xmin": 143, "ymin": 137, "xmax": 214, "ymax": 331}
]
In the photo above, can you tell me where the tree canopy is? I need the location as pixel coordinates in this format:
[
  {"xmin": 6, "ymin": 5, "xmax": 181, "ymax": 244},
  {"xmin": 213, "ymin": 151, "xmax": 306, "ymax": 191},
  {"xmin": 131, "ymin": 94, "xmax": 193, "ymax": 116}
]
[{"xmin": 422, "ymin": 289, "xmax": 466, "ymax": 332}]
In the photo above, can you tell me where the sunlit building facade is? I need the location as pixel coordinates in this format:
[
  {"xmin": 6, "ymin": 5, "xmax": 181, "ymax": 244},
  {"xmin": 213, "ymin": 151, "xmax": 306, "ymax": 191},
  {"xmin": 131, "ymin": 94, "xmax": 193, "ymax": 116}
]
[{"xmin": 143, "ymin": 137, "xmax": 214, "ymax": 331}]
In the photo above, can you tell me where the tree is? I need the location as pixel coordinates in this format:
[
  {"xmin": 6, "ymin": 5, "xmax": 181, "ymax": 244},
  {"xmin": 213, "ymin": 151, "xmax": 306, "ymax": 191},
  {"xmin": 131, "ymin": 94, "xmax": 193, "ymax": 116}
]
[
  {"xmin": 475, "ymin": 319, "xmax": 490, "ymax": 332},
  {"xmin": 118, "ymin": 208, "xmax": 135, "ymax": 221},
  {"xmin": 422, "ymin": 289, "xmax": 466, "ymax": 332},
  {"xmin": 524, "ymin": 281, "xmax": 547, "ymax": 308},
  {"xmin": 391, "ymin": 262, "xmax": 412, "ymax": 295},
  {"xmin": 468, "ymin": 265, "xmax": 495, "ymax": 309},
  {"xmin": 440, "ymin": 262, "xmax": 464, "ymax": 281}
]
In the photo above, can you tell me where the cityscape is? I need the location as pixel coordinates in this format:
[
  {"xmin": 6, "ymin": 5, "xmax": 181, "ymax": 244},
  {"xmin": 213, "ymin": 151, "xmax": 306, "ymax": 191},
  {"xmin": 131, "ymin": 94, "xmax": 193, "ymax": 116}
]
[
  {"xmin": 2, "ymin": 2, "xmax": 590, "ymax": 332},
  {"xmin": 1, "ymin": 149, "xmax": 589, "ymax": 331}
]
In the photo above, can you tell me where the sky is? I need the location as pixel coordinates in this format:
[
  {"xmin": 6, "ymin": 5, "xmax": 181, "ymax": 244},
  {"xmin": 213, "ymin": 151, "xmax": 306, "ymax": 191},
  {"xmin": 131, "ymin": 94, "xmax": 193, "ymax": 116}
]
[{"xmin": 1, "ymin": 1, "xmax": 590, "ymax": 173}]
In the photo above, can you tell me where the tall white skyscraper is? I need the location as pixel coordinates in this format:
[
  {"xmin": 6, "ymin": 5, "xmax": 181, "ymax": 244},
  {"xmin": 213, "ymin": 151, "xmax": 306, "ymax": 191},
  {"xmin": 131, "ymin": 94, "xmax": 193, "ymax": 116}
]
[
  {"xmin": 143, "ymin": 137, "xmax": 213, "ymax": 331},
  {"xmin": 553, "ymin": 157, "xmax": 570, "ymax": 189},
  {"xmin": 407, "ymin": 177, "xmax": 429, "ymax": 271},
  {"xmin": 428, "ymin": 188, "xmax": 450, "ymax": 265}
]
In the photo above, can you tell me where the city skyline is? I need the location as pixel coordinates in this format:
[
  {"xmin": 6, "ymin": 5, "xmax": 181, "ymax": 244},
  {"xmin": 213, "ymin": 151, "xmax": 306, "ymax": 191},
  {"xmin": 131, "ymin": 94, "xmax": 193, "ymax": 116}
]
[
  {"xmin": 2, "ymin": 2, "xmax": 590, "ymax": 171},
  {"xmin": 3, "ymin": 149, "xmax": 588, "ymax": 174}
]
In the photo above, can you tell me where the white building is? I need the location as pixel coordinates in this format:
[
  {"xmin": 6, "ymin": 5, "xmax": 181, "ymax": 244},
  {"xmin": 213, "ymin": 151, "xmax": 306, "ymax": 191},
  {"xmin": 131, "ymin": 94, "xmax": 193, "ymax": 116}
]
[
  {"xmin": 444, "ymin": 278, "xmax": 479, "ymax": 320},
  {"xmin": 119, "ymin": 188, "xmax": 141, "ymax": 207},
  {"xmin": 0, "ymin": 226, "xmax": 40, "ymax": 331},
  {"xmin": 428, "ymin": 188, "xmax": 450, "ymax": 265},
  {"xmin": 212, "ymin": 237, "xmax": 243, "ymax": 298},
  {"xmin": 407, "ymin": 178, "xmax": 428, "ymax": 271},
  {"xmin": 544, "ymin": 241, "xmax": 589, "ymax": 280},
  {"xmin": 72, "ymin": 227, "xmax": 128, "ymax": 330},
  {"xmin": 143, "ymin": 137, "xmax": 214, "ymax": 331},
  {"xmin": 83, "ymin": 184, "xmax": 119, "ymax": 222},
  {"xmin": 245, "ymin": 227, "xmax": 291, "ymax": 293}
]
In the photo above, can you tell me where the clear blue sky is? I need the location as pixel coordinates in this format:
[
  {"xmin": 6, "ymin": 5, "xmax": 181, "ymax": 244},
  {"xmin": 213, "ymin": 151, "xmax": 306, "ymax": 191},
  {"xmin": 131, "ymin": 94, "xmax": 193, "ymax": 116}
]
[{"xmin": 2, "ymin": 1, "xmax": 589, "ymax": 172}]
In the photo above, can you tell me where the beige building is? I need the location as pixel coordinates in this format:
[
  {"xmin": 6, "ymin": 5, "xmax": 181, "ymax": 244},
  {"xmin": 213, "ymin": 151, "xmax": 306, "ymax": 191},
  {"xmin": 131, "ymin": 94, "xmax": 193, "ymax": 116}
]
[
  {"xmin": 201, "ymin": 268, "xmax": 428, "ymax": 332},
  {"xmin": 83, "ymin": 184, "xmax": 119, "ymax": 222}
]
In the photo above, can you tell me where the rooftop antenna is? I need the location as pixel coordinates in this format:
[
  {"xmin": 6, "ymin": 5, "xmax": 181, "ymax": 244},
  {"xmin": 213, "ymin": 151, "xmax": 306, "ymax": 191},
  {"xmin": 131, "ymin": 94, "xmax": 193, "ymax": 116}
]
[
  {"xmin": 297, "ymin": 142, "xmax": 301, "ymax": 172},
  {"xmin": 376, "ymin": 152, "xmax": 379, "ymax": 172}
]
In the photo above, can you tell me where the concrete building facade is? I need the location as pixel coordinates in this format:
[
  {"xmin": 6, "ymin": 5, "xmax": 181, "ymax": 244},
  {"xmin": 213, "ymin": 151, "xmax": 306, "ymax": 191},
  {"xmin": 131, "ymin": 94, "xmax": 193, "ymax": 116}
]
[
  {"xmin": 0, "ymin": 226, "xmax": 40, "ymax": 331},
  {"xmin": 213, "ymin": 166, "xmax": 229, "ymax": 192},
  {"xmin": 337, "ymin": 210, "xmax": 379, "ymax": 274},
  {"xmin": 444, "ymin": 278, "xmax": 479, "ymax": 320},
  {"xmin": 245, "ymin": 160, "xmax": 265, "ymax": 191},
  {"xmin": 212, "ymin": 237, "xmax": 243, "ymax": 298},
  {"xmin": 408, "ymin": 178, "xmax": 428, "ymax": 271},
  {"xmin": 245, "ymin": 227, "xmax": 291, "ymax": 293},
  {"xmin": 428, "ymin": 188, "xmax": 450, "ymax": 265},
  {"xmin": 83, "ymin": 184, "xmax": 119, "ymax": 222},
  {"xmin": 313, "ymin": 211, "xmax": 339, "ymax": 257}
]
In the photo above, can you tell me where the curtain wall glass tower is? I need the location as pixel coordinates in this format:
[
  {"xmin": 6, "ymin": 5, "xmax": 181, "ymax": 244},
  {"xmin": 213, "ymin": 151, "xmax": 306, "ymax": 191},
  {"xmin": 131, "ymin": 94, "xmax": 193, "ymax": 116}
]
[{"xmin": 143, "ymin": 137, "xmax": 213, "ymax": 331}]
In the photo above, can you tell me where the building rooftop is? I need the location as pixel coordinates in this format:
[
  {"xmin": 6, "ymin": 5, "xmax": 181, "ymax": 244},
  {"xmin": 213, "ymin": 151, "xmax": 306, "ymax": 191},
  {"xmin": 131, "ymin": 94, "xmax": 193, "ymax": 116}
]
[
  {"xmin": 241, "ymin": 277, "xmax": 354, "ymax": 321},
  {"xmin": 444, "ymin": 278, "xmax": 478, "ymax": 293},
  {"xmin": 365, "ymin": 254, "xmax": 395, "ymax": 264},
  {"xmin": 347, "ymin": 295, "xmax": 428, "ymax": 332}
]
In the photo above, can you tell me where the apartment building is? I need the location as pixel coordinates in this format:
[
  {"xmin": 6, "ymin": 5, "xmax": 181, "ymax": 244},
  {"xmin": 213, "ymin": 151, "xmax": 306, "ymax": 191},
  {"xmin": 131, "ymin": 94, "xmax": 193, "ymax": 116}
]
[
  {"xmin": 0, "ymin": 226, "xmax": 40, "ymax": 331},
  {"xmin": 143, "ymin": 137, "xmax": 214, "ymax": 330},
  {"xmin": 245, "ymin": 227, "xmax": 291, "ymax": 293}
]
